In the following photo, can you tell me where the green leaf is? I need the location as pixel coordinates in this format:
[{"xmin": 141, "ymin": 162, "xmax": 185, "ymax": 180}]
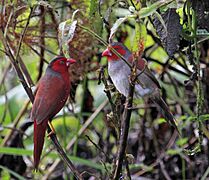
[
  {"xmin": 132, "ymin": 22, "xmax": 140, "ymax": 53},
  {"xmin": 0, "ymin": 147, "xmax": 32, "ymax": 156},
  {"xmin": 132, "ymin": 22, "xmax": 147, "ymax": 53},
  {"xmin": 88, "ymin": 0, "xmax": 97, "ymax": 17},
  {"xmin": 166, "ymin": 148, "xmax": 182, "ymax": 155},
  {"xmin": 0, "ymin": 165, "xmax": 26, "ymax": 180},
  {"xmin": 114, "ymin": 8, "xmax": 131, "ymax": 17},
  {"xmin": 109, "ymin": 14, "xmax": 136, "ymax": 41},
  {"xmin": 129, "ymin": 163, "xmax": 153, "ymax": 172},
  {"xmin": 176, "ymin": 138, "xmax": 188, "ymax": 146},
  {"xmin": 0, "ymin": 147, "xmax": 105, "ymax": 171},
  {"xmin": 109, "ymin": 17, "xmax": 128, "ymax": 41},
  {"xmin": 187, "ymin": 114, "xmax": 209, "ymax": 122},
  {"xmin": 154, "ymin": 118, "xmax": 166, "ymax": 125},
  {"xmin": 138, "ymin": 0, "xmax": 174, "ymax": 18}
]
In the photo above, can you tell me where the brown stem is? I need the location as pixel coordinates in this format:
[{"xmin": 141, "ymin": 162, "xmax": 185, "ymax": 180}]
[
  {"xmin": 98, "ymin": 66, "xmax": 115, "ymax": 113},
  {"xmin": 48, "ymin": 132, "xmax": 83, "ymax": 180},
  {"xmin": 1, "ymin": 100, "xmax": 30, "ymax": 147},
  {"xmin": 113, "ymin": 73, "xmax": 135, "ymax": 179},
  {"xmin": 0, "ymin": 30, "xmax": 34, "ymax": 102},
  {"xmin": 15, "ymin": 7, "xmax": 34, "ymax": 63},
  {"xmin": 25, "ymin": 42, "xmax": 49, "ymax": 64},
  {"xmin": 43, "ymin": 99, "xmax": 108, "ymax": 179},
  {"xmin": 37, "ymin": 5, "xmax": 46, "ymax": 81},
  {"xmin": 19, "ymin": 56, "xmax": 34, "ymax": 87}
]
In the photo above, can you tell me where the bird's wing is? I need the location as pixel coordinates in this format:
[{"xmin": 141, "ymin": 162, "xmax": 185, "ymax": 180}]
[
  {"xmin": 136, "ymin": 58, "xmax": 161, "ymax": 89},
  {"xmin": 143, "ymin": 67, "xmax": 161, "ymax": 89},
  {"xmin": 31, "ymin": 74, "xmax": 68, "ymax": 124}
]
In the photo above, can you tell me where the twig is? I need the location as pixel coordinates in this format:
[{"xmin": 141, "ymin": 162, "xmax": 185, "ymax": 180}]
[
  {"xmin": 133, "ymin": 131, "xmax": 178, "ymax": 176},
  {"xmin": 147, "ymin": 57, "xmax": 190, "ymax": 77},
  {"xmin": 15, "ymin": 7, "xmax": 34, "ymax": 63},
  {"xmin": 129, "ymin": 0, "xmax": 137, "ymax": 9},
  {"xmin": 37, "ymin": 5, "xmax": 46, "ymax": 81},
  {"xmin": 1, "ymin": 126, "xmax": 29, "ymax": 138},
  {"xmin": 48, "ymin": 132, "xmax": 83, "ymax": 180},
  {"xmin": 98, "ymin": 66, "xmax": 115, "ymax": 113},
  {"xmin": 6, "ymin": 35, "xmax": 35, "ymax": 87},
  {"xmin": 86, "ymin": 135, "xmax": 110, "ymax": 162},
  {"xmin": 201, "ymin": 166, "xmax": 209, "ymax": 180},
  {"xmin": 1, "ymin": 99, "xmax": 30, "ymax": 147},
  {"xmin": 0, "ymin": 63, "xmax": 11, "ymax": 89},
  {"xmin": 113, "ymin": 70, "xmax": 135, "ymax": 179},
  {"xmin": 25, "ymin": 42, "xmax": 49, "ymax": 64},
  {"xmin": 31, "ymin": 42, "xmax": 59, "ymax": 56},
  {"xmin": 43, "ymin": 99, "xmax": 108, "ymax": 179},
  {"xmin": 159, "ymin": 161, "xmax": 172, "ymax": 180},
  {"xmin": 19, "ymin": 57, "xmax": 34, "ymax": 87},
  {"xmin": 125, "ymin": 157, "xmax": 131, "ymax": 180},
  {"xmin": 0, "ymin": 30, "xmax": 34, "ymax": 102},
  {"xmin": 48, "ymin": 9, "xmax": 62, "ymax": 54},
  {"xmin": 98, "ymin": 0, "xmax": 110, "ymax": 27}
]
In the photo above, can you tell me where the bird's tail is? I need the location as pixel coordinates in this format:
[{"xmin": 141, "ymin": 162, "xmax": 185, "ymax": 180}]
[
  {"xmin": 34, "ymin": 120, "xmax": 48, "ymax": 170},
  {"xmin": 151, "ymin": 96, "xmax": 180, "ymax": 134}
]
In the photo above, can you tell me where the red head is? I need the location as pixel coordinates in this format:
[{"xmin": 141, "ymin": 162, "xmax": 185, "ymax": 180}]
[
  {"xmin": 102, "ymin": 42, "xmax": 130, "ymax": 61},
  {"xmin": 48, "ymin": 56, "xmax": 76, "ymax": 73}
]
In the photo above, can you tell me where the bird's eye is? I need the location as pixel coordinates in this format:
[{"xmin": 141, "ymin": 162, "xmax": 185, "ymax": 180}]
[{"xmin": 59, "ymin": 61, "xmax": 65, "ymax": 65}]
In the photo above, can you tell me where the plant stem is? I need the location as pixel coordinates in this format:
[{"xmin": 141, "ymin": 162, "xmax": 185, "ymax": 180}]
[
  {"xmin": 113, "ymin": 70, "xmax": 135, "ymax": 180},
  {"xmin": 193, "ymin": 10, "xmax": 203, "ymax": 149}
]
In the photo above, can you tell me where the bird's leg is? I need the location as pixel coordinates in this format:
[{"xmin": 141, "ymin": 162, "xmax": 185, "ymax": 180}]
[
  {"xmin": 104, "ymin": 84, "xmax": 115, "ymax": 92},
  {"xmin": 47, "ymin": 121, "xmax": 56, "ymax": 137}
]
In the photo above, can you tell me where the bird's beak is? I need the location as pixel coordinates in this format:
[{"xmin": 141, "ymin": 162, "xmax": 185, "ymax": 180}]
[
  {"xmin": 102, "ymin": 48, "xmax": 112, "ymax": 57},
  {"xmin": 66, "ymin": 58, "xmax": 76, "ymax": 66}
]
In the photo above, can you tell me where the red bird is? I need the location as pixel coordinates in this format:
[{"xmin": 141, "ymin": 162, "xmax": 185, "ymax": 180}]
[
  {"xmin": 102, "ymin": 42, "xmax": 179, "ymax": 132},
  {"xmin": 31, "ymin": 56, "xmax": 76, "ymax": 170}
]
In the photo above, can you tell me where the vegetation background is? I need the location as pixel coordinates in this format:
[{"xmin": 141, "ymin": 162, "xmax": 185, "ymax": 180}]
[{"xmin": 0, "ymin": 0, "xmax": 208, "ymax": 179}]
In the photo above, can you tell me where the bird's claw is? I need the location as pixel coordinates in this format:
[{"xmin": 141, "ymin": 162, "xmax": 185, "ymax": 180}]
[
  {"xmin": 47, "ymin": 121, "xmax": 56, "ymax": 137},
  {"xmin": 104, "ymin": 84, "xmax": 115, "ymax": 92},
  {"xmin": 47, "ymin": 130, "xmax": 55, "ymax": 137}
]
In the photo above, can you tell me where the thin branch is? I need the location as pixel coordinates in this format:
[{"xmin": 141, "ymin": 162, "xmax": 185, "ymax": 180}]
[
  {"xmin": 43, "ymin": 99, "xmax": 108, "ymax": 179},
  {"xmin": 159, "ymin": 161, "xmax": 172, "ymax": 180},
  {"xmin": 31, "ymin": 42, "xmax": 59, "ymax": 56},
  {"xmin": 37, "ymin": 5, "xmax": 46, "ymax": 81},
  {"xmin": 113, "ymin": 70, "xmax": 135, "ymax": 179},
  {"xmin": 1, "ymin": 99, "xmax": 30, "ymax": 147},
  {"xmin": 15, "ymin": 7, "xmax": 34, "ymax": 63},
  {"xmin": 48, "ymin": 131, "xmax": 83, "ymax": 180},
  {"xmin": 19, "ymin": 57, "xmax": 34, "ymax": 87},
  {"xmin": 6, "ymin": 35, "xmax": 35, "ymax": 87},
  {"xmin": 147, "ymin": 57, "xmax": 190, "ymax": 77},
  {"xmin": 125, "ymin": 156, "xmax": 131, "ymax": 180},
  {"xmin": 98, "ymin": 0, "xmax": 110, "ymax": 27},
  {"xmin": 98, "ymin": 66, "xmax": 115, "ymax": 112},
  {"xmin": 86, "ymin": 135, "xmax": 111, "ymax": 162},
  {"xmin": 133, "ymin": 131, "xmax": 178, "ymax": 176},
  {"xmin": 129, "ymin": 0, "xmax": 137, "ymax": 9},
  {"xmin": 25, "ymin": 42, "xmax": 49, "ymax": 64},
  {"xmin": 0, "ymin": 30, "xmax": 34, "ymax": 102},
  {"xmin": 0, "ymin": 63, "xmax": 11, "ymax": 89}
]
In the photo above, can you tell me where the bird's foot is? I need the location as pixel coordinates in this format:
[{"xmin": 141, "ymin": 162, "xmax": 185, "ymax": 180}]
[
  {"xmin": 104, "ymin": 84, "xmax": 115, "ymax": 92},
  {"xmin": 47, "ymin": 121, "xmax": 56, "ymax": 137},
  {"xmin": 124, "ymin": 102, "xmax": 133, "ymax": 109}
]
